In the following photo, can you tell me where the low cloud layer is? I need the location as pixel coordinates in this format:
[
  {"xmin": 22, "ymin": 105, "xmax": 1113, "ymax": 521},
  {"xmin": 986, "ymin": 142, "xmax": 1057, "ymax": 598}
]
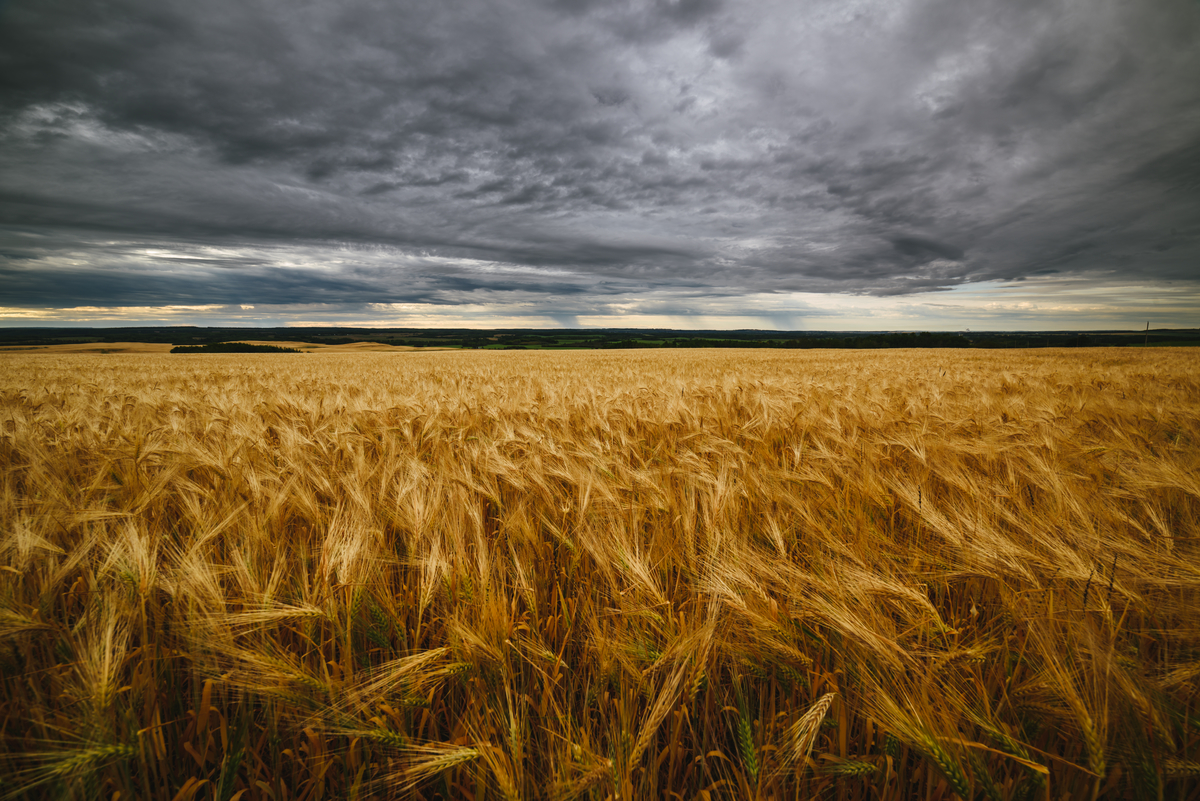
[{"xmin": 2, "ymin": 0, "xmax": 1198, "ymax": 327}]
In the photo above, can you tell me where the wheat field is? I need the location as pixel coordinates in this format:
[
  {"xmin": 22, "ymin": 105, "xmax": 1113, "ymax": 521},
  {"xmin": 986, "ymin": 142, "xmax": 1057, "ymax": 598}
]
[{"xmin": 1, "ymin": 348, "xmax": 1198, "ymax": 800}]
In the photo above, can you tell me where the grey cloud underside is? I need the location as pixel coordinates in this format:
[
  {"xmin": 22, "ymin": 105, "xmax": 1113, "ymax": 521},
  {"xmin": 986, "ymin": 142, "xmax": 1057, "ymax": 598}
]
[
  {"xmin": 0, "ymin": 263, "xmax": 613, "ymax": 307},
  {"xmin": 1, "ymin": 0, "xmax": 1199, "ymax": 310}
]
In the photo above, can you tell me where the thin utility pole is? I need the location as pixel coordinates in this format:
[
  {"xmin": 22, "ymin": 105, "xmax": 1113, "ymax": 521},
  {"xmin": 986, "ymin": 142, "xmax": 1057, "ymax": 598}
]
[{"xmin": 1145, "ymin": 321, "xmax": 1149, "ymax": 347}]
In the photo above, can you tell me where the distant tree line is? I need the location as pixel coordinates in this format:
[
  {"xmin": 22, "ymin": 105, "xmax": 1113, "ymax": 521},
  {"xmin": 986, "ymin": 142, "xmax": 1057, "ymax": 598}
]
[
  {"xmin": 1, "ymin": 326, "xmax": 1196, "ymax": 350},
  {"xmin": 170, "ymin": 343, "xmax": 301, "ymax": 354},
  {"xmin": 656, "ymin": 332, "xmax": 971, "ymax": 349}
]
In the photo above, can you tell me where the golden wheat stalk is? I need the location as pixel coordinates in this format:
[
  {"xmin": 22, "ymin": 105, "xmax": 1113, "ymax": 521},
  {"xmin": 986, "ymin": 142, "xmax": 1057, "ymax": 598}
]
[
  {"xmin": 775, "ymin": 692, "xmax": 837, "ymax": 776},
  {"xmin": 388, "ymin": 742, "xmax": 481, "ymax": 794}
]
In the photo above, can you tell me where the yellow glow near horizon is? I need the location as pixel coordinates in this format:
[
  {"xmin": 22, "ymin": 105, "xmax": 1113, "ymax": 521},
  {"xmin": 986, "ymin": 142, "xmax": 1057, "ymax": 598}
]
[{"xmin": 0, "ymin": 278, "xmax": 1196, "ymax": 331}]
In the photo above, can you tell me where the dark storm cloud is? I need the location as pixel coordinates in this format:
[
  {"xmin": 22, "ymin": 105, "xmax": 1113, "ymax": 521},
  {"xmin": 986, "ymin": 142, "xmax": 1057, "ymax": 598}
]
[{"xmin": 1, "ymin": 0, "xmax": 1199, "ymax": 316}]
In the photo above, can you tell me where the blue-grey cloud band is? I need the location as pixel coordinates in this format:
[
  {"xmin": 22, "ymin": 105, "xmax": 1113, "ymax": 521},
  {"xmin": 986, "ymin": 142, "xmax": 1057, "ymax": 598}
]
[{"xmin": 1, "ymin": 0, "xmax": 1198, "ymax": 325}]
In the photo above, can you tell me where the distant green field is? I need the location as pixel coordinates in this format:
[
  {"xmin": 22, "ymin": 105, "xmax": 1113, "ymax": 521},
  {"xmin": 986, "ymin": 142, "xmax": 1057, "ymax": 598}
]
[
  {"xmin": 3, "ymin": 326, "xmax": 1199, "ymax": 351},
  {"xmin": 1129, "ymin": 340, "xmax": 1200, "ymax": 347}
]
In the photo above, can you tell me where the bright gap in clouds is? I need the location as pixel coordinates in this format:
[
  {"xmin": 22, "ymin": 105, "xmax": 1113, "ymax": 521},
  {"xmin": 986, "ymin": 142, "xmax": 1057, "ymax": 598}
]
[{"xmin": 3, "ymin": 277, "xmax": 1194, "ymax": 331}]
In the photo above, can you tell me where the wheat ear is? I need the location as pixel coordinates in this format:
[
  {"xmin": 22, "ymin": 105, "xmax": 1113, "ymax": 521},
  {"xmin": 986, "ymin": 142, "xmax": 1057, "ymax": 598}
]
[{"xmin": 775, "ymin": 691, "xmax": 837, "ymax": 776}]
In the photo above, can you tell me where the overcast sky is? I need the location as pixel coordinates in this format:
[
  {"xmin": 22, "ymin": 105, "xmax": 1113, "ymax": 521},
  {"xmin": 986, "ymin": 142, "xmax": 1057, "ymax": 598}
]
[{"xmin": 2, "ymin": 0, "xmax": 1198, "ymax": 330}]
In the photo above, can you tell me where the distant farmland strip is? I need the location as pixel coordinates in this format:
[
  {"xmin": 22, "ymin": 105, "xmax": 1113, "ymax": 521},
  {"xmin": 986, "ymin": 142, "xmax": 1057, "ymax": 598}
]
[{"xmin": 171, "ymin": 342, "xmax": 302, "ymax": 353}]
